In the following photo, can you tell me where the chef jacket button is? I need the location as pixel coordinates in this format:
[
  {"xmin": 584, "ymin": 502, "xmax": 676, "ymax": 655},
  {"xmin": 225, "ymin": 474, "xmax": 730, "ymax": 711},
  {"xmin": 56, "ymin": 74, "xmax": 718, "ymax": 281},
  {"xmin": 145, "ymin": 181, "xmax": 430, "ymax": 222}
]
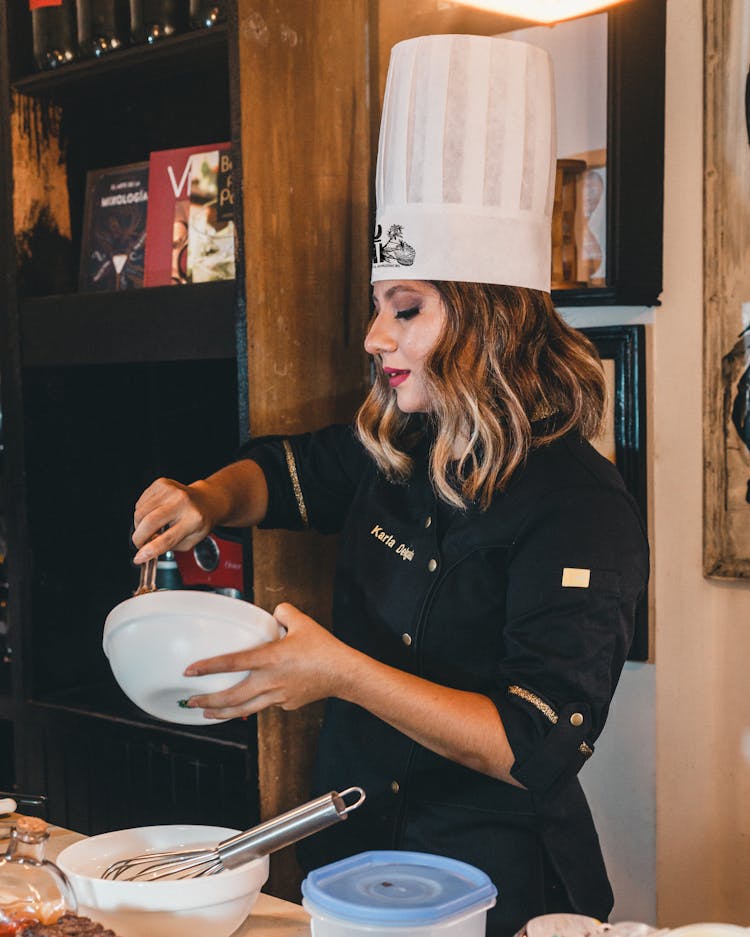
[
  {"xmin": 570, "ymin": 712, "xmax": 584, "ymax": 727},
  {"xmin": 424, "ymin": 515, "xmax": 432, "ymax": 529},
  {"xmin": 427, "ymin": 558, "xmax": 438, "ymax": 572},
  {"xmin": 402, "ymin": 633, "xmax": 412, "ymax": 647},
  {"xmin": 390, "ymin": 781, "xmax": 400, "ymax": 794}
]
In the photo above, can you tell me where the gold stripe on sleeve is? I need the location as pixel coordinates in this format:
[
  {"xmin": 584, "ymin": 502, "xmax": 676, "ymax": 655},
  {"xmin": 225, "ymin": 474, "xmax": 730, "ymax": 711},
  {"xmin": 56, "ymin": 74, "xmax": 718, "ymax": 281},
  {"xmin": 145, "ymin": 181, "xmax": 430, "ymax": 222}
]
[
  {"xmin": 507, "ymin": 685, "xmax": 559, "ymax": 724},
  {"xmin": 283, "ymin": 439, "xmax": 309, "ymax": 528}
]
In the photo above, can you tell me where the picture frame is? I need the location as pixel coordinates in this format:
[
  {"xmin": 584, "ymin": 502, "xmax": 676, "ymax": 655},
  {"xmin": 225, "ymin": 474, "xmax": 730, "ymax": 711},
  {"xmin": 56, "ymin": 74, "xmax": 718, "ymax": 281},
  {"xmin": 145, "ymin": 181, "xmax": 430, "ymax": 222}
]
[
  {"xmin": 703, "ymin": 0, "xmax": 750, "ymax": 579},
  {"xmin": 579, "ymin": 325, "xmax": 649, "ymax": 661}
]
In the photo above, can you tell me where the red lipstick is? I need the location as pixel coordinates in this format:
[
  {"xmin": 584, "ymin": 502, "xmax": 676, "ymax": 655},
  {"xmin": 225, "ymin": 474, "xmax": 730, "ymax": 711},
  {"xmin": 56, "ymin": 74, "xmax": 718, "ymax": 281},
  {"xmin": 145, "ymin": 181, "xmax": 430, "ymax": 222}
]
[{"xmin": 383, "ymin": 367, "xmax": 410, "ymax": 388}]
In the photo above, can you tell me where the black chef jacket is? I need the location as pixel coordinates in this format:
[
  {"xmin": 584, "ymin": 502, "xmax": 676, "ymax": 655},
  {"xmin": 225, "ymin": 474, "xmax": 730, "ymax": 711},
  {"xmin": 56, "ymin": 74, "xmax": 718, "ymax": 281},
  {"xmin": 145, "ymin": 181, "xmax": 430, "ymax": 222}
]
[{"xmin": 242, "ymin": 422, "xmax": 649, "ymax": 937}]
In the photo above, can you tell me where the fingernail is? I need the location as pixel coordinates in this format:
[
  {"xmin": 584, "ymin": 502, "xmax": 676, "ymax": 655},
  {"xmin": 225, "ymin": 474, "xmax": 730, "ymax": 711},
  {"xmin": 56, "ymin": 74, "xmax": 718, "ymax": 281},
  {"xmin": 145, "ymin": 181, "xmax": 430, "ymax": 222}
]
[
  {"xmin": 184, "ymin": 667, "xmax": 197, "ymax": 676},
  {"xmin": 133, "ymin": 549, "xmax": 152, "ymax": 564},
  {"xmin": 177, "ymin": 699, "xmax": 190, "ymax": 709}
]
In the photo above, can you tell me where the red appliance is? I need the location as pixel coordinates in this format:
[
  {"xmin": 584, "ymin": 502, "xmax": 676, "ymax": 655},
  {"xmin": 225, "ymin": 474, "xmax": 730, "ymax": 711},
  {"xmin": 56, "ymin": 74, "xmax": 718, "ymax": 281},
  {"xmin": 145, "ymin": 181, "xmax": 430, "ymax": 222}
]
[{"xmin": 175, "ymin": 528, "xmax": 245, "ymax": 598}]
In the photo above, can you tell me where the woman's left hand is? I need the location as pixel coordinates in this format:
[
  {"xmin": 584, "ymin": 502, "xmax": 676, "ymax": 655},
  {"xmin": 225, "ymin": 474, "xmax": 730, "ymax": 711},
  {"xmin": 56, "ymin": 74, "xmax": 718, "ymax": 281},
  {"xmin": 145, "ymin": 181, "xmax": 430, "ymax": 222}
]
[
  {"xmin": 187, "ymin": 603, "xmax": 520, "ymax": 784},
  {"xmin": 183, "ymin": 603, "xmax": 354, "ymax": 720}
]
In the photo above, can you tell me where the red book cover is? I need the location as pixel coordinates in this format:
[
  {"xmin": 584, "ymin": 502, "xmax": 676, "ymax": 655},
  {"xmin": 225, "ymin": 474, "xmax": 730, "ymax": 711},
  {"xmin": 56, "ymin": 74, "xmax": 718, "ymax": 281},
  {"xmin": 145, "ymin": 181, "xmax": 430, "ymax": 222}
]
[{"xmin": 144, "ymin": 142, "xmax": 235, "ymax": 287}]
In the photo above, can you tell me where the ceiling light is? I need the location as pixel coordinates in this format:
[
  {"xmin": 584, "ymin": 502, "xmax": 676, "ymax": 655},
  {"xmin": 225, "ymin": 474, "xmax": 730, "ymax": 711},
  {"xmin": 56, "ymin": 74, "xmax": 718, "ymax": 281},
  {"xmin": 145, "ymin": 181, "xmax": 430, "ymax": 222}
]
[{"xmin": 450, "ymin": 0, "xmax": 629, "ymax": 24}]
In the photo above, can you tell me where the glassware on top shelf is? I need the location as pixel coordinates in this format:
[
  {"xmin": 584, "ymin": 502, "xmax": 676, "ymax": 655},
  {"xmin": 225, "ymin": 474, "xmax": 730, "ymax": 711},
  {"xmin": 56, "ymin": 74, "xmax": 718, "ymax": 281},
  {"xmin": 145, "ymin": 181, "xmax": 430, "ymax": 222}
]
[
  {"xmin": 30, "ymin": 0, "xmax": 80, "ymax": 70},
  {"xmin": 190, "ymin": 0, "xmax": 225, "ymax": 29},
  {"xmin": 0, "ymin": 816, "xmax": 77, "ymax": 935},
  {"xmin": 77, "ymin": 0, "xmax": 131, "ymax": 57},
  {"xmin": 128, "ymin": 0, "xmax": 189, "ymax": 43}
]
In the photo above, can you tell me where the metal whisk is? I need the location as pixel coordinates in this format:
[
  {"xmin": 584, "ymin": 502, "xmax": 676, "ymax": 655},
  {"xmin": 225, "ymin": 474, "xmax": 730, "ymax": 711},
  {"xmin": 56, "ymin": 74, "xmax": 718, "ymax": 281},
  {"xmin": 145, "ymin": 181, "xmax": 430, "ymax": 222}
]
[
  {"xmin": 133, "ymin": 554, "xmax": 157, "ymax": 595},
  {"xmin": 102, "ymin": 787, "xmax": 365, "ymax": 882}
]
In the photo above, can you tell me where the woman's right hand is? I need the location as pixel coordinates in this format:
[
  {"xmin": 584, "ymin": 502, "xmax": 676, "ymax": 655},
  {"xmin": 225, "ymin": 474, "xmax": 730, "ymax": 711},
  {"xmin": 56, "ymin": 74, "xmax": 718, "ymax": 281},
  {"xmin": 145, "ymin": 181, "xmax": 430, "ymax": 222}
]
[
  {"xmin": 132, "ymin": 460, "xmax": 269, "ymax": 563},
  {"xmin": 132, "ymin": 477, "xmax": 224, "ymax": 563}
]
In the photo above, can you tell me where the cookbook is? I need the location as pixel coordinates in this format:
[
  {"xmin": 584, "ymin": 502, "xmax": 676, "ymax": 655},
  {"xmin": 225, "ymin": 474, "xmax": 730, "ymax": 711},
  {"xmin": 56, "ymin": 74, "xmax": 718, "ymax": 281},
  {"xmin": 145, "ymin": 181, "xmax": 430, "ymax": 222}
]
[
  {"xmin": 79, "ymin": 162, "xmax": 149, "ymax": 292},
  {"xmin": 144, "ymin": 142, "xmax": 235, "ymax": 286}
]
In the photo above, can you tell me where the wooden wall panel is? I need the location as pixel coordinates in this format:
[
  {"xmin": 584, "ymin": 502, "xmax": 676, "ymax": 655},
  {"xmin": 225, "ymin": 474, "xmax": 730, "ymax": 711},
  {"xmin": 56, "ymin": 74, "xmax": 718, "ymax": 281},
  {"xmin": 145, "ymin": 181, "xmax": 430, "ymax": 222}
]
[
  {"xmin": 11, "ymin": 92, "xmax": 73, "ymax": 295},
  {"xmin": 375, "ymin": 1, "xmax": 529, "ymax": 103},
  {"xmin": 235, "ymin": 0, "xmax": 372, "ymax": 900}
]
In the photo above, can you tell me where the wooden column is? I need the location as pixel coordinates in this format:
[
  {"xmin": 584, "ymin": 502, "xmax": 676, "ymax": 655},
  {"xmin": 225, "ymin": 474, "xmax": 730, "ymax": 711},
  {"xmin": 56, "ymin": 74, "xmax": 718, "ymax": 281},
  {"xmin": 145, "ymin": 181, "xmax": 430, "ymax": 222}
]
[{"xmin": 235, "ymin": 0, "xmax": 372, "ymax": 900}]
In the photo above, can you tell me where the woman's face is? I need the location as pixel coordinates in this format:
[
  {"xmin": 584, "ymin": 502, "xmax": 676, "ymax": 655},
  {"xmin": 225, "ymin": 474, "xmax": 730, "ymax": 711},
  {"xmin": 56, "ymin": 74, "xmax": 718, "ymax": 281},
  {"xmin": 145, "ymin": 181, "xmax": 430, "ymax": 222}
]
[{"xmin": 365, "ymin": 280, "xmax": 446, "ymax": 413}]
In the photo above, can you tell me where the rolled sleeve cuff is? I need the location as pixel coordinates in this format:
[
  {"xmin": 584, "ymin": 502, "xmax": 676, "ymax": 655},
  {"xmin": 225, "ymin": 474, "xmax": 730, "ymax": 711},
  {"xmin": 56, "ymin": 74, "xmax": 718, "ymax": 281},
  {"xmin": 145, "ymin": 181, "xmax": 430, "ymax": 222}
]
[{"xmin": 493, "ymin": 687, "xmax": 595, "ymax": 797}]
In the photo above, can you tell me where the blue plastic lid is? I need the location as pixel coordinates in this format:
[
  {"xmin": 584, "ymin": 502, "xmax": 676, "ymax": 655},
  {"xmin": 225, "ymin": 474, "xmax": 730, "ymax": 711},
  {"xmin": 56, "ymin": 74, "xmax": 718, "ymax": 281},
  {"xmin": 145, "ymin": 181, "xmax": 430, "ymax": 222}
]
[{"xmin": 301, "ymin": 851, "xmax": 498, "ymax": 926}]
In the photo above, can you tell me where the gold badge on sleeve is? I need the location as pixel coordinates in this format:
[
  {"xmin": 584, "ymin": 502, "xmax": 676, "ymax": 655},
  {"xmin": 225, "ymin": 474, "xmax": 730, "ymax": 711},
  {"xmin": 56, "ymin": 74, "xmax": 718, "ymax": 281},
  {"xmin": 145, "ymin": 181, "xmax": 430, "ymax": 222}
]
[{"xmin": 561, "ymin": 567, "xmax": 591, "ymax": 588}]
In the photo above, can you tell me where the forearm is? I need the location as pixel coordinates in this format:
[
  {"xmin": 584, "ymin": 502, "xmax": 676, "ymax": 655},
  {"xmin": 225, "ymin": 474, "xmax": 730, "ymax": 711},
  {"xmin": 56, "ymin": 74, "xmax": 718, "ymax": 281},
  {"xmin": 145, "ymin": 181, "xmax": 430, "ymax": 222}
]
[
  {"xmin": 337, "ymin": 646, "xmax": 521, "ymax": 785},
  {"xmin": 192, "ymin": 459, "xmax": 269, "ymax": 529}
]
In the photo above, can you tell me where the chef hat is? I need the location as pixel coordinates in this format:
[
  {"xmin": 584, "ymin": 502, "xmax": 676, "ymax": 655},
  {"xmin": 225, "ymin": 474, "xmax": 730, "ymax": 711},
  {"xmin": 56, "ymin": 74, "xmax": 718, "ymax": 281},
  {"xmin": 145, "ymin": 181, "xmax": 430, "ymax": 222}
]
[{"xmin": 372, "ymin": 34, "xmax": 556, "ymax": 292}]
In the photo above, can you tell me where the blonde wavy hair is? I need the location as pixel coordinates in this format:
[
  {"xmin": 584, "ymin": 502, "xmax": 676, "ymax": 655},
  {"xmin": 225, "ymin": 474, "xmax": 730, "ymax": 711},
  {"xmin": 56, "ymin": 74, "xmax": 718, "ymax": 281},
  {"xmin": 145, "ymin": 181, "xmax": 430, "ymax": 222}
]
[{"xmin": 355, "ymin": 282, "xmax": 607, "ymax": 510}]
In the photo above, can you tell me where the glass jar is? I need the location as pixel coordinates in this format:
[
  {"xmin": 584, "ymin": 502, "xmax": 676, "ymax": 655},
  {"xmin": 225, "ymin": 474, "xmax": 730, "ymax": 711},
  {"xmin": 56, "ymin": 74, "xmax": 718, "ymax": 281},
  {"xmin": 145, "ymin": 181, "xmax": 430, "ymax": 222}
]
[
  {"xmin": 0, "ymin": 816, "xmax": 77, "ymax": 934},
  {"xmin": 189, "ymin": 0, "xmax": 225, "ymax": 29},
  {"xmin": 30, "ymin": 0, "xmax": 80, "ymax": 70},
  {"xmin": 129, "ymin": 0, "xmax": 189, "ymax": 43},
  {"xmin": 77, "ymin": 0, "xmax": 131, "ymax": 57}
]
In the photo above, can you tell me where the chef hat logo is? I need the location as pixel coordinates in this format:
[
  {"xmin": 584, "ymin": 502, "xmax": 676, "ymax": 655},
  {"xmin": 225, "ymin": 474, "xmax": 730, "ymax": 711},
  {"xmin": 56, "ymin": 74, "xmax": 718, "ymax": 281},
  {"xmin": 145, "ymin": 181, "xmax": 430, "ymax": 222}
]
[{"xmin": 371, "ymin": 34, "xmax": 556, "ymax": 292}]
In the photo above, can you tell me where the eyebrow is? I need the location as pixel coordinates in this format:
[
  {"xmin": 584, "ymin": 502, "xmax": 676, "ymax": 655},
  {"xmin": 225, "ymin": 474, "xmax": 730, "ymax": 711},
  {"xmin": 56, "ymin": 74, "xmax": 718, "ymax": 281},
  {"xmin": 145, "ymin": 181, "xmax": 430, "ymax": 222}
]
[{"xmin": 373, "ymin": 284, "xmax": 422, "ymax": 308}]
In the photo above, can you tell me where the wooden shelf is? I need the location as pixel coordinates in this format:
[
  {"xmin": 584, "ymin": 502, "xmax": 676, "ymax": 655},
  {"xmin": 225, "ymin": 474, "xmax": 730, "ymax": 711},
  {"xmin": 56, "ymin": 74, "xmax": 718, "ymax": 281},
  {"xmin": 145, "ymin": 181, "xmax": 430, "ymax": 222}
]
[
  {"xmin": 21, "ymin": 281, "xmax": 239, "ymax": 367},
  {"xmin": 12, "ymin": 25, "xmax": 228, "ymax": 100}
]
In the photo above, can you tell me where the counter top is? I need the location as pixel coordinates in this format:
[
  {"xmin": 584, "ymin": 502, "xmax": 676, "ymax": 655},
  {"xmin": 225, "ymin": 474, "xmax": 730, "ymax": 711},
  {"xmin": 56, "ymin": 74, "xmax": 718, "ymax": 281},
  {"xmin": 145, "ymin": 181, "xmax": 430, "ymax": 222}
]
[{"xmin": 40, "ymin": 821, "xmax": 312, "ymax": 937}]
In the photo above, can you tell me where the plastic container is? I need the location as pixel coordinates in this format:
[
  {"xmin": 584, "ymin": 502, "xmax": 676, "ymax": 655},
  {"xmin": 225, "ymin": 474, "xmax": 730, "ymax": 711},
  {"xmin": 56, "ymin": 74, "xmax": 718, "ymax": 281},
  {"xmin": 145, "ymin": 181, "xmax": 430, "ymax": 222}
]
[{"xmin": 301, "ymin": 851, "xmax": 497, "ymax": 937}]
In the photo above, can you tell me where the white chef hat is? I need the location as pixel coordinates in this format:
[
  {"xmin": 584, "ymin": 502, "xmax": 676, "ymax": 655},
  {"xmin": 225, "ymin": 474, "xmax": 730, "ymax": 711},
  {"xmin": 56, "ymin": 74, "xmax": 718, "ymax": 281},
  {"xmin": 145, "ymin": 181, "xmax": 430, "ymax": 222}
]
[{"xmin": 372, "ymin": 34, "xmax": 556, "ymax": 292}]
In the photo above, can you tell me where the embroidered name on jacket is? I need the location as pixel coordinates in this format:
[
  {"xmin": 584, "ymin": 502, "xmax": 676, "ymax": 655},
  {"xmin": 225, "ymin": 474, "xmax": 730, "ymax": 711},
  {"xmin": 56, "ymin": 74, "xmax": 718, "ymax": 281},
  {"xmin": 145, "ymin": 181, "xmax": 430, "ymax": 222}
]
[{"xmin": 370, "ymin": 524, "xmax": 415, "ymax": 562}]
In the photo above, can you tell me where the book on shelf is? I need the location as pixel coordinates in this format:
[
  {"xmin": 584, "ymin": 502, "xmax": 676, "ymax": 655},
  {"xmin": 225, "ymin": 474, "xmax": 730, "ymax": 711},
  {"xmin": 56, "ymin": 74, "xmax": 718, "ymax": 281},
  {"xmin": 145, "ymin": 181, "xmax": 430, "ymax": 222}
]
[
  {"xmin": 79, "ymin": 162, "xmax": 149, "ymax": 292},
  {"xmin": 144, "ymin": 142, "xmax": 236, "ymax": 287}
]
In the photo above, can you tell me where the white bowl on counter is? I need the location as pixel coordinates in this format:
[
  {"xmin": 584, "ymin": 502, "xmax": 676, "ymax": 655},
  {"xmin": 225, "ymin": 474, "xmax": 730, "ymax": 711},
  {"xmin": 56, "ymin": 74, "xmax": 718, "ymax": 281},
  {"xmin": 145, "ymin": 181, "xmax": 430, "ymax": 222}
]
[
  {"xmin": 103, "ymin": 590, "xmax": 281, "ymax": 725},
  {"xmin": 56, "ymin": 824, "xmax": 269, "ymax": 937}
]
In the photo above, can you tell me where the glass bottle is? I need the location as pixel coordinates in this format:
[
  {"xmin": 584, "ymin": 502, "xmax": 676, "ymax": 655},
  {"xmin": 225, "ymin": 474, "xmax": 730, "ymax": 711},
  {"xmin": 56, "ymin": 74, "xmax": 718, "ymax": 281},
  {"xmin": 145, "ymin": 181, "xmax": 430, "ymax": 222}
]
[
  {"xmin": 77, "ymin": 0, "xmax": 131, "ymax": 57},
  {"xmin": 0, "ymin": 816, "xmax": 77, "ymax": 934},
  {"xmin": 30, "ymin": 0, "xmax": 80, "ymax": 71},
  {"xmin": 189, "ymin": 0, "xmax": 225, "ymax": 29},
  {"xmin": 129, "ymin": 0, "xmax": 189, "ymax": 43},
  {"xmin": 155, "ymin": 550, "xmax": 182, "ymax": 590}
]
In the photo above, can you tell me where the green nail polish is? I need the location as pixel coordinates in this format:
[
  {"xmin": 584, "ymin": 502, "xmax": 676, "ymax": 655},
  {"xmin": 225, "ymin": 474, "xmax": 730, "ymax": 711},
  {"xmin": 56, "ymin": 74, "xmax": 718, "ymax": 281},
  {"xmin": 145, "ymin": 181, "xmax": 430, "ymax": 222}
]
[{"xmin": 177, "ymin": 699, "xmax": 190, "ymax": 708}]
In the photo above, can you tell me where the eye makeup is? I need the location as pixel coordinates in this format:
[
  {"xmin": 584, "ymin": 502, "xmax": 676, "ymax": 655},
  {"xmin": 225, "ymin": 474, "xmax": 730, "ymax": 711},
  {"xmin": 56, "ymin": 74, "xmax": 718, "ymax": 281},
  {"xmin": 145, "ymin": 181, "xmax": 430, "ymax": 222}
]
[{"xmin": 395, "ymin": 306, "xmax": 420, "ymax": 320}]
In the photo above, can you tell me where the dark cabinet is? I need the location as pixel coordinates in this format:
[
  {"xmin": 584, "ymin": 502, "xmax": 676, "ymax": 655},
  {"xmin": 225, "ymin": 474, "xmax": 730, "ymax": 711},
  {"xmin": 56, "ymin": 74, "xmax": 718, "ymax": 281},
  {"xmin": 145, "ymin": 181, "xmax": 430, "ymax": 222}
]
[
  {"xmin": 0, "ymin": 1, "xmax": 258, "ymax": 833},
  {"xmin": 0, "ymin": 0, "xmax": 373, "ymax": 901}
]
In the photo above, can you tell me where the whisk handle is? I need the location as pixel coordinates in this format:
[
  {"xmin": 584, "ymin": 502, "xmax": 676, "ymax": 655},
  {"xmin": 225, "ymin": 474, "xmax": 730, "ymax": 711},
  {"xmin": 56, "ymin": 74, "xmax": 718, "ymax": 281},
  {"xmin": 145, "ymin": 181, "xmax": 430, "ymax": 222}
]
[{"xmin": 217, "ymin": 787, "xmax": 365, "ymax": 870}]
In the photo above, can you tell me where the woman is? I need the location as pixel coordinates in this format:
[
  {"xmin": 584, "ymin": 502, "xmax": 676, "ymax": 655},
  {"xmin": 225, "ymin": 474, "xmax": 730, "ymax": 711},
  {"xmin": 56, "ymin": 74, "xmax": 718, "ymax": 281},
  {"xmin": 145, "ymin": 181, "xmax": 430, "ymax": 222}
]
[{"xmin": 132, "ymin": 36, "xmax": 649, "ymax": 936}]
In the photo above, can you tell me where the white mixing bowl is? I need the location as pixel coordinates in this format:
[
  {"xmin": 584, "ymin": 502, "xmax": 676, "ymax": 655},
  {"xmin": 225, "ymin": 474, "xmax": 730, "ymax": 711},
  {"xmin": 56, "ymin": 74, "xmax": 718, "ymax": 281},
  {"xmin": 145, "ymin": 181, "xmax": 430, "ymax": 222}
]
[
  {"xmin": 103, "ymin": 590, "xmax": 281, "ymax": 724},
  {"xmin": 57, "ymin": 824, "xmax": 269, "ymax": 937}
]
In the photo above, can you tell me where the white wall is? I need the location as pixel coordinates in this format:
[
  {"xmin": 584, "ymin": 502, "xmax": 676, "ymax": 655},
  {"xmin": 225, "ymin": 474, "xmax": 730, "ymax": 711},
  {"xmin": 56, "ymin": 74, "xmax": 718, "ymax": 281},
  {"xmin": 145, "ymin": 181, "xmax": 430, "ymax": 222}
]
[
  {"xmin": 566, "ymin": 0, "xmax": 750, "ymax": 927},
  {"xmin": 580, "ymin": 663, "xmax": 657, "ymax": 923},
  {"xmin": 561, "ymin": 315, "xmax": 657, "ymax": 923},
  {"xmin": 654, "ymin": 0, "xmax": 750, "ymax": 924}
]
